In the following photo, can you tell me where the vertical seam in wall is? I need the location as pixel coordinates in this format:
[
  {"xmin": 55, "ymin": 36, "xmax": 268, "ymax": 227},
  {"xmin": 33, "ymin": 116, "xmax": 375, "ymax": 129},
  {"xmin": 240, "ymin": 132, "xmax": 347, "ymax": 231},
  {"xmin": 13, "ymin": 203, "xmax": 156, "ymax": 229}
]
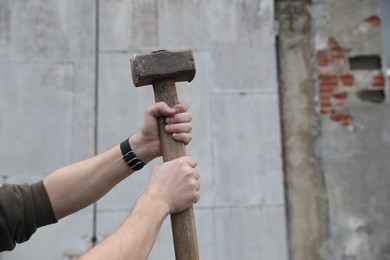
[
  {"xmin": 274, "ymin": 2, "xmax": 293, "ymax": 259},
  {"xmin": 91, "ymin": 0, "xmax": 100, "ymax": 247},
  {"xmin": 275, "ymin": 26, "xmax": 292, "ymax": 260}
]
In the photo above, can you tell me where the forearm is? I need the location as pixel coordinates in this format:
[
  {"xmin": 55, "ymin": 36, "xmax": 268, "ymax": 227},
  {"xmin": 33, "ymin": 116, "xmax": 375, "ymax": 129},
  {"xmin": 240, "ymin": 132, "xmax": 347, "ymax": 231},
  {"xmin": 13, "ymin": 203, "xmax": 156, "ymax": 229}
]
[
  {"xmin": 43, "ymin": 135, "xmax": 150, "ymax": 219},
  {"xmin": 80, "ymin": 194, "xmax": 169, "ymax": 260}
]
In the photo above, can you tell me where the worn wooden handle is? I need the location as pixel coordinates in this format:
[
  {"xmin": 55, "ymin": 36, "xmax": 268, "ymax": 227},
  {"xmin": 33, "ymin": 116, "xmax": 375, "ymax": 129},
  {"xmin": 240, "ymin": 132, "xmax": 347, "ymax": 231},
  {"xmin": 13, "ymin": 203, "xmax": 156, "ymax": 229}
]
[{"xmin": 153, "ymin": 79, "xmax": 199, "ymax": 260}]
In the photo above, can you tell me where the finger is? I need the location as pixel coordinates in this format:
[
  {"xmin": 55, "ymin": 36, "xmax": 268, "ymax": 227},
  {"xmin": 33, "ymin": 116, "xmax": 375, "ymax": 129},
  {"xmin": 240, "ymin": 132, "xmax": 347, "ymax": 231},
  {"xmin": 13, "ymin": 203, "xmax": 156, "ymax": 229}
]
[
  {"xmin": 166, "ymin": 112, "xmax": 192, "ymax": 124},
  {"xmin": 195, "ymin": 181, "xmax": 200, "ymax": 191},
  {"xmin": 172, "ymin": 133, "xmax": 192, "ymax": 145},
  {"xmin": 182, "ymin": 156, "xmax": 198, "ymax": 168},
  {"xmin": 193, "ymin": 171, "xmax": 200, "ymax": 180},
  {"xmin": 146, "ymin": 102, "xmax": 176, "ymax": 118},
  {"xmin": 165, "ymin": 123, "xmax": 192, "ymax": 133},
  {"xmin": 173, "ymin": 102, "xmax": 189, "ymax": 113}
]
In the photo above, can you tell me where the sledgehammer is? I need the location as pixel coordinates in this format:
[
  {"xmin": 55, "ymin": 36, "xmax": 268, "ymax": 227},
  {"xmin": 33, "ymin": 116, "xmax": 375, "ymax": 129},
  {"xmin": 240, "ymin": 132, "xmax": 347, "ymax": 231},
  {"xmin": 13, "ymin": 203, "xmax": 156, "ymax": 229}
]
[{"xmin": 130, "ymin": 50, "xmax": 199, "ymax": 260}]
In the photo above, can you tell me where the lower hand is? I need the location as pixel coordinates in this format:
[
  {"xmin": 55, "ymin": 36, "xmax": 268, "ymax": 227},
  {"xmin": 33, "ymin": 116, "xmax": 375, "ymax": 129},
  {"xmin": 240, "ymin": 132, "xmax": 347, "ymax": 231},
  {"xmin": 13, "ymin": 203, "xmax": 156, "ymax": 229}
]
[{"xmin": 144, "ymin": 156, "xmax": 200, "ymax": 214}]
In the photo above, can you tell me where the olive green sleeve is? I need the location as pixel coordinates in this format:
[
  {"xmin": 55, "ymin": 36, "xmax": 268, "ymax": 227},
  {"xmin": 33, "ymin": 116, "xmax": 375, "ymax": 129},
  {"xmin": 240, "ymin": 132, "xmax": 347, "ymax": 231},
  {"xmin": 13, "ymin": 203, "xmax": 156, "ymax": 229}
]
[{"xmin": 0, "ymin": 180, "xmax": 58, "ymax": 251}]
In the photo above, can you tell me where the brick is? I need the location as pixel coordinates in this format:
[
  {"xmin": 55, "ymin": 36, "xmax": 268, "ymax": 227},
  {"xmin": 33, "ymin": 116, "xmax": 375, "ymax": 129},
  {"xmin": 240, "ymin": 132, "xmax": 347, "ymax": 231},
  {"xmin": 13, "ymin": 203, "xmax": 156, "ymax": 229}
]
[
  {"xmin": 318, "ymin": 62, "xmax": 330, "ymax": 67},
  {"xmin": 373, "ymin": 74, "xmax": 385, "ymax": 81},
  {"xmin": 317, "ymin": 53, "xmax": 331, "ymax": 63},
  {"xmin": 332, "ymin": 54, "xmax": 346, "ymax": 60},
  {"xmin": 320, "ymin": 87, "xmax": 333, "ymax": 94},
  {"xmin": 342, "ymin": 81, "xmax": 354, "ymax": 87},
  {"xmin": 321, "ymin": 100, "xmax": 332, "ymax": 108},
  {"xmin": 364, "ymin": 16, "xmax": 381, "ymax": 27},
  {"xmin": 320, "ymin": 94, "xmax": 331, "ymax": 101},
  {"xmin": 321, "ymin": 109, "xmax": 329, "ymax": 115},
  {"xmin": 341, "ymin": 74, "xmax": 354, "ymax": 87},
  {"xmin": 317, "ymin": 54, "xmax": 331, "ymax": 67},
  {"xmin": 372, "ymin": 74, "xmax": 385, "ymax": 89},
  {"xmin": 330, "ymin": 113, "xmax": 351, "ymax": 122},
  {"xmin": 340, "ymin": 74, "xmax": 354, "ymax": 81},
  {"xmin": 332, "ymin": 92, "xmax": 348, "ymax": 100}
]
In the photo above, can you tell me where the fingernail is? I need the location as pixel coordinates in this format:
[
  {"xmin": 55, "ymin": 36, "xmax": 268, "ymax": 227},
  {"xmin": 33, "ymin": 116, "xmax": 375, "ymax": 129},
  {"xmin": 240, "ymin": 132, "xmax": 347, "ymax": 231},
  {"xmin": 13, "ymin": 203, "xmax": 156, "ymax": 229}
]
[{"xmin": 166, "ymin": 118, "xmax": 172, "ymax": 124}]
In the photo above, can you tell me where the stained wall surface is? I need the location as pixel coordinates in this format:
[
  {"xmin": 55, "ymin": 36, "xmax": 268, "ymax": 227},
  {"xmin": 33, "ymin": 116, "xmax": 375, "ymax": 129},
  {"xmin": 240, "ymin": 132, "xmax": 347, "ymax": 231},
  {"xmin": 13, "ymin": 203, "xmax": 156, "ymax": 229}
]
[
  {"xmin": 0, "ymin": 1, "xmax": 288, "ymax": 259},
  {"xmin": 312, "ymin": 0, "xmax": 390, "ymax": 259}
]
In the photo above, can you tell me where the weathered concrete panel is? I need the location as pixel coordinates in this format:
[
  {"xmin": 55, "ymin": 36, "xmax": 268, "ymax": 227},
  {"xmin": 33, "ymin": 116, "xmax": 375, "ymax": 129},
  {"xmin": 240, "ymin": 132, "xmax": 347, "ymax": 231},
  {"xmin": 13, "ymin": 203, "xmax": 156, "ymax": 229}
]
[
  {"xmin": 99, "ymin": 0, "xmax": 158, "ymax": 52},
  {"xmin": 215, "ymin": 206, "xmax": 288, "ymax": 260},
  {"xmin": 311, "ymin": 0, "xmax": 390, "ymax": 259},
  {"xmin": 0, "ymin": 1, "xmax": 96, "ymax": 162},
  {"xmin": 0, "ymin": 1, "xmax": 95, "ymax": 61},
  {"xmin": 157, "ymin": 0, "xmax": 211, "ymax": 49},
  {"xmin": 0, "ymin": 63, "xmax": 74, "ymax": 180},
  {"xmin": 0, "ymin": 1, "xmax": 96, "ymax": 259},
  {"xmin": 320, "ymin": 103, "xmax": 390, "ymax": 259},
  {"xmin": 211, "ymin": 94, "xmax": 284, "ymax": 206}
]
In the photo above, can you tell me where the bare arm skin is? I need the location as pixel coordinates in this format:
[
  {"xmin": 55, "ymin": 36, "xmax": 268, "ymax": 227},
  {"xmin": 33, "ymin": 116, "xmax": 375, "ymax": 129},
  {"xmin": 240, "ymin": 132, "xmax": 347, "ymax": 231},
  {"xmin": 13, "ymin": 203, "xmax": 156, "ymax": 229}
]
[
  {"xmin": 43, "ymin": 102, "xmax": 193, "ymax": 219},
  {"xmin": 79, "ymin": 156, "xmax": 200, "ymax": 260}
]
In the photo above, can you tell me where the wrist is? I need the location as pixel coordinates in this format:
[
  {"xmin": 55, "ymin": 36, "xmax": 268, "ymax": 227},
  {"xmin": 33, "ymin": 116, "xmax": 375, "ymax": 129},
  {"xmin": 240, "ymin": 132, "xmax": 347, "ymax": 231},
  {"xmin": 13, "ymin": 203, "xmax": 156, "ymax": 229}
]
[
  {"xmin": 128, "ymin": 133, "xmax": 155, "ymax": 164},
  {"xmin": 138, "ymin": 192, "xmax": 170, "ymax": 218}
]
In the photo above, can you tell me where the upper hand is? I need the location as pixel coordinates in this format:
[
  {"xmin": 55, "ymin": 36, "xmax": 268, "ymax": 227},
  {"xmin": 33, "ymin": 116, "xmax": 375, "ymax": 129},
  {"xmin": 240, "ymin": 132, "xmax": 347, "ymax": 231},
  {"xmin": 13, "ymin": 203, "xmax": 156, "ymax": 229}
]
[{"xmin": 130, "ymin": 102, "xmax": 192, "ymax": 163}]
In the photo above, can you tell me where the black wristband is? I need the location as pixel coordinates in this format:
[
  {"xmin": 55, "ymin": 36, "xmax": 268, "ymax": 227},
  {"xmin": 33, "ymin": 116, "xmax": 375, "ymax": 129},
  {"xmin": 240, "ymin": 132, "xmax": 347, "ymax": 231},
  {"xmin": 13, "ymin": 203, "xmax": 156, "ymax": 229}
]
[{"xmin": 120, "ymin": 138, "xmax": 145, "ymax": 171}]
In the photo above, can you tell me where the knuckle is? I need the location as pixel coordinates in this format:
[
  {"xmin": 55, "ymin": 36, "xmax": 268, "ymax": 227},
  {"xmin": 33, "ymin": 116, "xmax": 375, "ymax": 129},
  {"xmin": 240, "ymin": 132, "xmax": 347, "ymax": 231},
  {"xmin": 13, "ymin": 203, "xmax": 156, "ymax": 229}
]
[
  {"xmin": 187, "ymin": 113, "xmax": 193, "ymax": 121},
  {"xmin": 177, "ymin": 157, "xmax": 188, "ymax": 166}
]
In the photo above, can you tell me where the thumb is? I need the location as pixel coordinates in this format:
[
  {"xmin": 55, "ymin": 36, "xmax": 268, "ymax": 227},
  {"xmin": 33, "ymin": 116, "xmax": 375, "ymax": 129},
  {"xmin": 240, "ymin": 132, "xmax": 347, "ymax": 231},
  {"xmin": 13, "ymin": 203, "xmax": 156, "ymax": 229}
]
[{"xmin": 146, "ymin": 102, "xmax": 176, "ymax": 118}]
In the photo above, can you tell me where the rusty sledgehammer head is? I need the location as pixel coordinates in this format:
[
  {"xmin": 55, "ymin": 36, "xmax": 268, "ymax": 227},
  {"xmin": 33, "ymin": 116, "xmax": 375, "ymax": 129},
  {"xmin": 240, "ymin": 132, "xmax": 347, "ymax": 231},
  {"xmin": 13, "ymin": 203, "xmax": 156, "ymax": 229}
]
[{"xmin": 130, "ymin": 50, "xmax": 196, "ymax": 87}]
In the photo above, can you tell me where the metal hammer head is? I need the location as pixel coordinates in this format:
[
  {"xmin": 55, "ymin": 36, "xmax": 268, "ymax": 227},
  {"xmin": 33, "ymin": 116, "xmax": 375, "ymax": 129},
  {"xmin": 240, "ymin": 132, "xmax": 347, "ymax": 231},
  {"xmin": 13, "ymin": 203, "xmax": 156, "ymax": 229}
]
[{"xmin": 131, "ymin": 50, "xmax": 196, "ymax": 87}]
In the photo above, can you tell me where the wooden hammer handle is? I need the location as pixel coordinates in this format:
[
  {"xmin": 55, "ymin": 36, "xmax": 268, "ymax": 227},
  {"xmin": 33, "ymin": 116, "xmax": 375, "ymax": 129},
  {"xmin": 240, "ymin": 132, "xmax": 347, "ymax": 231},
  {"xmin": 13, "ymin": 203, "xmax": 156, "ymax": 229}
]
[{"xmin": 153, "ymin": 79, "xmax": 200, "ymax": 260}]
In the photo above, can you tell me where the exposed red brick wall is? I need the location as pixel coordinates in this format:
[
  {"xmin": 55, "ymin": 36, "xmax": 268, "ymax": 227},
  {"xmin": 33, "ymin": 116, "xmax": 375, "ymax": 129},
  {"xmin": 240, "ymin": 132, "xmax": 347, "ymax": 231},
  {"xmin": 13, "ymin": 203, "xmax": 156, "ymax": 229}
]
[{"xmin": 316, "ymin": 37, "xmax": 385, "ymax": 128}]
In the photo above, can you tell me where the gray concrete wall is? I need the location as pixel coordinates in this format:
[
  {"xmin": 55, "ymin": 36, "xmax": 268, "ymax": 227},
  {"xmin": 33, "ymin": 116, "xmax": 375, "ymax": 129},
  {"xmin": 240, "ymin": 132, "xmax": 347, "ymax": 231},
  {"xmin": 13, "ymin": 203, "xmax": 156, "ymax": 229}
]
[
  {"xmin": 312, "ymin": 0, "xmax": 390, "ymax": 259},
  {"xmin": 0, "ymin": 1, "xmax": 96, "ymax": 259},
  {"xmin": 0, "ymin": 1, "xmax": 288, "ymax": 259},
  {"xmin": 380, "ymin": 0, "xmax": 390, "ymax": 70},
  {"xmin": 275, "ymin": 0, "xmax": 390, "ymax": 259}
]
